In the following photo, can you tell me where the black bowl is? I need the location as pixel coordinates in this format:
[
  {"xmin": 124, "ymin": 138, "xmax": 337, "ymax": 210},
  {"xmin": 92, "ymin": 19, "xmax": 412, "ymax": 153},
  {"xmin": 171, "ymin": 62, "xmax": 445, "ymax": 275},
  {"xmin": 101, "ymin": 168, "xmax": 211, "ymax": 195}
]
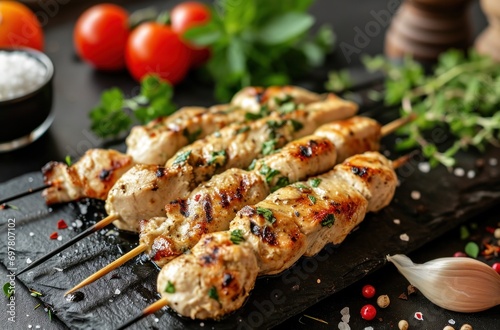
[{"xmin": 0, "ymin": 47, "xmax": 54, "ymax": 151}]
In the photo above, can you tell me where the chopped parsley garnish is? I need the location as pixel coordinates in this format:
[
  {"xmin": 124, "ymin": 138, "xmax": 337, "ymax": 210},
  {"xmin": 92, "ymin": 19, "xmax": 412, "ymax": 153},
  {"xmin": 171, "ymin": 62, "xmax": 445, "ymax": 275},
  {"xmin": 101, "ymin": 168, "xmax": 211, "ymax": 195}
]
[
  {"xmin": 275, "ymin": 95, "xmax": 297, "ymax": 114},
  {"xmin": 208, "ymin": 286, "xmax": 219, "ymax": 302},
  {"xmin": 172, "ymin": 150, "xmax": 191, "ymax": 166},
  {"xmin": 266, "ymin": 120, "xmax": 286, "ymax": 130},
  {"xmin": 208, "ymin": 150, "xmax": 227, "ymax": 166},
  {"xmin": 257, "ymin": 207, "xmax": 276, "ymax": 224},
  {"xmin": 248, "ymin": 159, "xmax": 257, "ymax": 171},
  {"xmin": 183, "ymin": 127, "xmax": 202, "ymax": 143},
  {"xmin": 262, "ymin": 139, "xmax": 277, "ymax": 155},
  {"xmin": 272, "ymin": 176, "xmax": 290, "ymax": 192},
  {"xmin": 3, "ymin": 283, "xmax": 13, "ymax": 298},
  {"xmin": 230, "ymin": 229, "xmax": 245, "ymax": 245},
  {"xmin": 65, "ymin": 155, "xmax": 72, "ymax": 166},
  {"xmin": 308, "ymin": 195, "xmax": 316, "ymax": 204},
  {"xmin": 245, "ymin": 112, "xmax": 261, "ymax": 121},
  {"xmin": 236, "ymin": 126, "xmax": 250, "ymax": 135},
  {"xmin": 245, "ymin": 104, "xmax": 270, "ymax": 121},
  {"xmin": 295, "ymin": 183, "xmax": 309, "ymax": 190},
  {"xmin": 259, "ymin": 163, "xmax": 281, "ymax": 183},
  {"xmin": 321, "ymin": 214, "xmax": 335, "ymax": 228},
  {"xmin": 289, "ymin": 119, "xmax": 304, "ymax": 132},
  {"xmin": 165, "ymin": 281, "xmax": 176, "ymax": 293},
  {"xmin": 309, "ymin": 178, "xmax": 322, "ymax": 187}
]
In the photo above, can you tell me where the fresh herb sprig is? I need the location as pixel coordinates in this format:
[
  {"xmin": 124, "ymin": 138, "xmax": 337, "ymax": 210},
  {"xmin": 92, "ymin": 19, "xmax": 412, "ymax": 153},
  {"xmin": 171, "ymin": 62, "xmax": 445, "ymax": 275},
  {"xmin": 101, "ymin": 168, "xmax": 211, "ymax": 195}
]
[
  {"xmin": 184, "ymin": 0, "xmax": 335, "ymax": 101},
  {"xmin": 329, "ymin": 50, "xmax": 500, "ymax": 167},
  {"xmin": 89, "ymin": 75, "xmax": 176, "ymax": 138}
]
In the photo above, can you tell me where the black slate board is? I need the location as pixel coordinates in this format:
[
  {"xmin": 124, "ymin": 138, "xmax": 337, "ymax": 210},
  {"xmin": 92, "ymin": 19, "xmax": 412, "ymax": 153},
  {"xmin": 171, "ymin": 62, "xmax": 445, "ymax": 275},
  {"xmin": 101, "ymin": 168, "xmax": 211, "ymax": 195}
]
[{"xmin": 2, "ymin": 114, "xmax": 500, "ymax": 330}]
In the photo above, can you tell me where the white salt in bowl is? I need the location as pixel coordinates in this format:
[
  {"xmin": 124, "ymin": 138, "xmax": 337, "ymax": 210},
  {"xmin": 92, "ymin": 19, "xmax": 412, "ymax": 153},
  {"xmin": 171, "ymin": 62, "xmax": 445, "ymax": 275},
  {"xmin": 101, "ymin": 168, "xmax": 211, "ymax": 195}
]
[{"xmin": 0, "ymin": 48, "xmax": 54, "ymax": 151}]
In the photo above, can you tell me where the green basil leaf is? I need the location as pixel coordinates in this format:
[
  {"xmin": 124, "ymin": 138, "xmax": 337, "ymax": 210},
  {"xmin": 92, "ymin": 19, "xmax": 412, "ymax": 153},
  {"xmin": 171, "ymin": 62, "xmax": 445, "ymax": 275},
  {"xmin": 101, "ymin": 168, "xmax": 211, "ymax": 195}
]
[{"xmin": 258, "ymin": 12, "xmax": 314, "ymax": 45}]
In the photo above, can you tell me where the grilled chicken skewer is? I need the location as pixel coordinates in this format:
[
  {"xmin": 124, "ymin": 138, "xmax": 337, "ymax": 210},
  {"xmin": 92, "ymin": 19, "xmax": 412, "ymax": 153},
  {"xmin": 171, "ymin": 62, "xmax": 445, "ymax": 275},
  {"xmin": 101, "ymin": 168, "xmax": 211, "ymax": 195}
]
[
  {"xmin": 40, "ymin": 87, "xmax": 349, "ymax": 206},
  {"xmin": 65, "ymin": 115, "xmax": 413, "ymax": 294},
  {"xmin": 116, "ymin": 151, "xmax": 398, "ymax": 328},
  {"xmin": 16, "ymin": 94, "xmax": 357, "ymax": 276}
]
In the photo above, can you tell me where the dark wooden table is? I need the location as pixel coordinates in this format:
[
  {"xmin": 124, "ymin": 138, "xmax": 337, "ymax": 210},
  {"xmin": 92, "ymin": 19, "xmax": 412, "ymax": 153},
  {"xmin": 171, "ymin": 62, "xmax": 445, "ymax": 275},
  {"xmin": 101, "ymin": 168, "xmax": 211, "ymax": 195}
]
[{"xmin": 1, "ymin": 1, "xmax": 499, "ymax": 329}]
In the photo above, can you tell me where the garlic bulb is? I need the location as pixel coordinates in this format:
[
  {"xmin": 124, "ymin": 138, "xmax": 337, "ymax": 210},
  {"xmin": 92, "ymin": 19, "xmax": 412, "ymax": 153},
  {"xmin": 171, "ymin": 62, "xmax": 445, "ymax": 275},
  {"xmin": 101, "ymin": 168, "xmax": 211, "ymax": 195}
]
[{"xmin": 387, "ymin": 254, "xmax": 500, "ymax": 312}]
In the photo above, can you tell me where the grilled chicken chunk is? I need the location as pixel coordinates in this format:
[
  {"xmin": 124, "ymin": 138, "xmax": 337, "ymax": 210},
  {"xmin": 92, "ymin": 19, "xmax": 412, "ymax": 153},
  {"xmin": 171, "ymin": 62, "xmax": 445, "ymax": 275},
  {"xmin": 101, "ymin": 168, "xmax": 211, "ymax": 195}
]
[
  {"xmin": 126, "ymin": 105, "xmax": 245, "ymax": 165},
  {"xmin": 140, "ymin": 136, "xmax": 336, "ymax": 266},
  {"xmin": 105, "ymin": 164, "xmax": 195, "ymax": 232},
  {"xmin": 42, "ymin": 149, "xmax": 134, "ymax": 205},
  {"xmin": 108, "ymin": 98, "xmax": 357, "ymax": 232},
  {"xmin": 156, "ymin": 152, "xmax": 397, "ymax": 319},
  {"xmin": 156, "ymin": 231, "xmax": 259, "ymax": 320}
]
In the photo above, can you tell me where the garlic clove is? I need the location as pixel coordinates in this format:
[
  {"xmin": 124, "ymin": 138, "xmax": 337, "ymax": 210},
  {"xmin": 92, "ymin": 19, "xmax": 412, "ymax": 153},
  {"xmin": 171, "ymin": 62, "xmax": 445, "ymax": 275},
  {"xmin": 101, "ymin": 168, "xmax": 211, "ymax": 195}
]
[{"xmin": 387, "ymin": 254, "xmax": 500, "ymax": 313}]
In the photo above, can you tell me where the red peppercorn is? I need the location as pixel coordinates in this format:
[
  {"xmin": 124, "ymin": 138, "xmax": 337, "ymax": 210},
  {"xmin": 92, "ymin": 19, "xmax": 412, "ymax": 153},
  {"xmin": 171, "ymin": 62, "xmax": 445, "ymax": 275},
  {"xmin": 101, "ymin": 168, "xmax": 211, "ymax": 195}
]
[
  {"xmin": 49, "ymin": 232, "xmax": 59, "ymax": 240},
  {"xmin": 57, "ymin": 219, "xmax": 68, "ymax": 229},
  {"xmin": 360, "ymin": 304, "xmax": 377, "ymax": 320},
  {"xmin": 362, "ymin": 284, "xmax": 376, "ymax": 298},
  {"xmin": 453, "ymin": 251, "xmax": 467, "ymax": 257},
  {"xmin": 492, "ymin": 263, "xmax": 500, "ymax": 274}
]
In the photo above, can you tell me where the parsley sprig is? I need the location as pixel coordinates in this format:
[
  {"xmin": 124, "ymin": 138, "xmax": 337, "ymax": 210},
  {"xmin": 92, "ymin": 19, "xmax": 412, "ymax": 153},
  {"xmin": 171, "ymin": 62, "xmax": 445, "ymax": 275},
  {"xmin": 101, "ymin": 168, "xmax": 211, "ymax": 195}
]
[
  {"xmin": 330, "ymin": 49, "xmax": 500, "ymax": 168},
  {"xmin": 90, "ymin": 75, "xmax": 176, "ymax": 138},
  {"xmin": 184, "ymin": 0, "xmax": 335, "ymax": 101}
]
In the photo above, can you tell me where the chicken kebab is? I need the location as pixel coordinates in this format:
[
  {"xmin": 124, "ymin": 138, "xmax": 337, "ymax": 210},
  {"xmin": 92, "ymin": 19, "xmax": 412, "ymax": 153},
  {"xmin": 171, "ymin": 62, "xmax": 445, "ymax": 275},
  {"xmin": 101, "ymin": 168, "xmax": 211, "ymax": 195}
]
[
  {"xmin": 115, "ymin": 151, "xmax": 398, "ymax": 328},
  {"xmin": 41, "ymin": 86, "xmax": 344, "ymax": 205},
  {"xmin": 65, "ymin": 115, "xmax": 412, "ymax": 294},
  {"xmin": 17, "ymin": 91, "xmax": 357, "ymax": 275}
]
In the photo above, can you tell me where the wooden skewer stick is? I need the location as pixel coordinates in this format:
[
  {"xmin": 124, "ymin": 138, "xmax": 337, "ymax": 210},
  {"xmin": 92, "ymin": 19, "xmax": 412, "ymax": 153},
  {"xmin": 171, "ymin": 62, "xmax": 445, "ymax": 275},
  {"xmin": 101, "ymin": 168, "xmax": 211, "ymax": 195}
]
[
  {"xmin": 66, "ymin": 115, "xmax": 418, "ymax": 293},
  {"xmin": 0, "ymin": 184, "xmax": 51, "ymax": 206},
  {"xmin": 16, "ymin": 214, "xmax": 118, "ymax": 276},
  {"xmin": 65, "ymin": 244, "xmax": 147, "ymax": 295},
  {"xmin": 115, "ymin": 297, "xmax": 169, "ymax": 330},
  {"xmin": 380, "ymin": 113, "xmax": 417, "ymax": 137}
]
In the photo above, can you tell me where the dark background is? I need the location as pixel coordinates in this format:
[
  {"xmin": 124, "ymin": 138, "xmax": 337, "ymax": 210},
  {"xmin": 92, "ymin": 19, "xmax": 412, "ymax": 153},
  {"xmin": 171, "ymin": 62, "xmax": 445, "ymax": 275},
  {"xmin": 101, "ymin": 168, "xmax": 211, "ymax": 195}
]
[{"xmin": 1, "ymin": 1, "xmax": 498, "ymax": 329}]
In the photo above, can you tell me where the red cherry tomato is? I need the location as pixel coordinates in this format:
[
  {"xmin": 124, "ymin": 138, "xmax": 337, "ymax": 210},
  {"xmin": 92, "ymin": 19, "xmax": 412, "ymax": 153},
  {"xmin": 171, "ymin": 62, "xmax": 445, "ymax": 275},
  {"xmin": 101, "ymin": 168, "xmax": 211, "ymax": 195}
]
[
  {"xmin": 125, "ymin": 22, "xmax": 191, "ymax": 85},
  {"xmin": 170, "ymin": 1, "xmax": 211, "ymax": 66},
  {"xmin": 360, "ymin": 304, "xmax": 377, "ymax": 321},
  {"xmin": 0, "ymin": 1, "xmax": 44, "ymax": 51},
  {"xmin": 361, "ymin": 284, "xmax": 376, "ymax": 298},
  {"xmin": 74, "ymin": 4, "xmax": 129, "ymax": 71}
]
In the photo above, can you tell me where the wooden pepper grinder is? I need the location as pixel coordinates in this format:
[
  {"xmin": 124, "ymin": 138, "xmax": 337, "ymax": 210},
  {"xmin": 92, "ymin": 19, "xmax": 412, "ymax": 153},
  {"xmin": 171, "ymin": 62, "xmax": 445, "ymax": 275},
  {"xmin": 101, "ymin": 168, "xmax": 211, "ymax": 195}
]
[
  {"xmin": 475, "ymin": 0, "xmax": 500, "ymax": 61},
  {"xmin": 385, "ymin": 0, "xmax": 473, "ymax": 62}
]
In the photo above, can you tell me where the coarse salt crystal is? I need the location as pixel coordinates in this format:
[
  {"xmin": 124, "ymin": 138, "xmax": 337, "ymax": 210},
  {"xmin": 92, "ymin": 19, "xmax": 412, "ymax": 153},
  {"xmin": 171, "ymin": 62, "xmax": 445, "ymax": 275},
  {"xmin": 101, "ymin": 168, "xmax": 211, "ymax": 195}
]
[
  {"xmin": 57, "ymin": 235, "xmax": 63, "ymax": 241},
  {"xmin": 154, "ymin": 318, "xmax": 159, "ymax": 323},
  {"xmin": 418, "ymin": 162, "xmax": 430, "ymax": 173},
  {"xmin": 54, "ymin": 267, "xmax": 63, "ymax": 272},
  {"xmin": 467, "ymin": 170, "xmax": 476, "ymax": 179},
  {"xmin": 489, "ymin": 158, "xmax": 498, "ymax": 166},
  {"xmin": 26, "ymin": 258, "xmax": 32, "ymax": 264},
  {"xmin": 115, "ymin": 289, "xmax": 121, "ymax": 295},
  {"xmin": 0, "ymin": 51, "xmax": 48, "ymax": 101},
  {"xmin": 29, "ymin": 232, "xmax": 35, "ymax": 236},
  {"xmin": 340, "ymin": 307, "xmax": 350, "ymax": 315},
  {"xmin": 338, "ymin": 322, "xmax": 350, "ymax": 330},
  {"xmin": 393, "ymin": 219, "xmax": 401, "ymax": 225},
  {"xmin": 453, "ymin": 167, "xmax": 465, "ymax": 177},
  {"xmin": 449, "ymin": 319, "xmax": 456, "ymax": 325},
  {"xmin": 341, "ymin": 314, "xmax": 350, "ymax": 323},
  {"xmin": 200, "ymin": 322, "xmax": 205, "ymax": 327},
  {"xmin": 35, "ymin": 326, "xmax": 40, "ymax": 329},
  {"xmin": 400, "ymin": 233, "xmax": 410, "ymax": 241},
  {"xmin": 411, "ymin": 190, "xmax": 421, "ymax": 200},
  {"xmin": 75, "ymin": 220, "xmax": 83, "ymax": 228}
]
